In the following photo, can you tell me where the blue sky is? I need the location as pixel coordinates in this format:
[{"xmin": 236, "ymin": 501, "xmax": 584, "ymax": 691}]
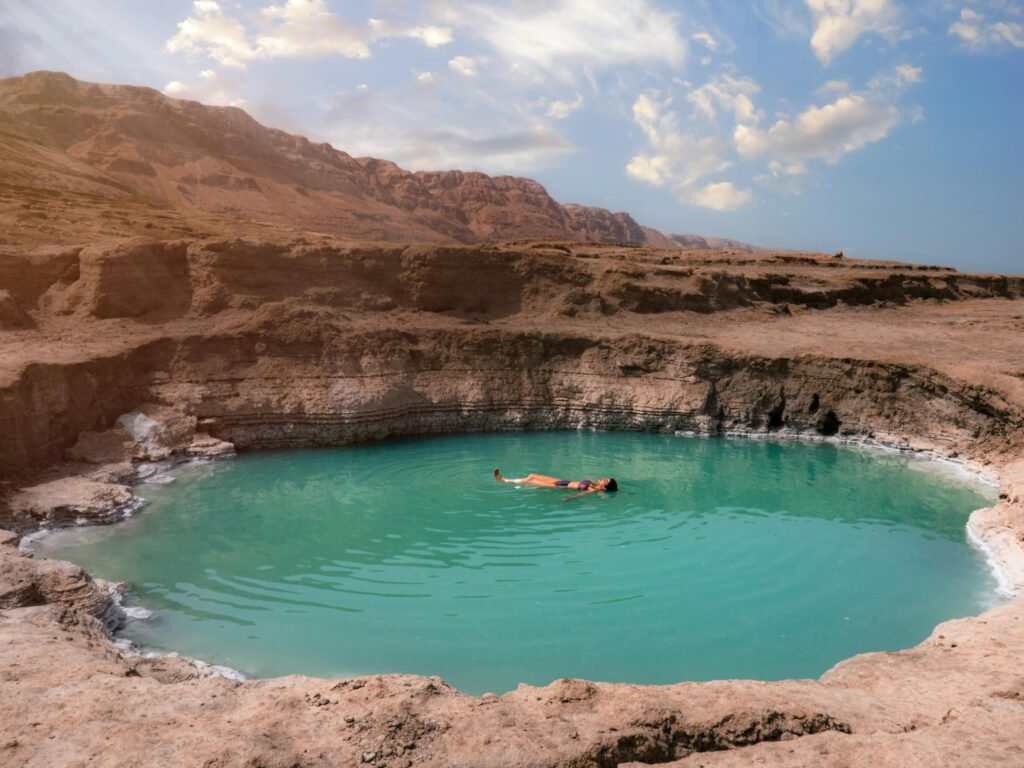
[{"xmin": 1, "ymin": 0, "xmax": 1021, "ymax": 273}]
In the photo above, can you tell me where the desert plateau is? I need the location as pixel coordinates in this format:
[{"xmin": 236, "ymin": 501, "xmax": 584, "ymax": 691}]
[{"xmin": 1, "ymin": 10, "xmax": 1023, "ymax": 765}]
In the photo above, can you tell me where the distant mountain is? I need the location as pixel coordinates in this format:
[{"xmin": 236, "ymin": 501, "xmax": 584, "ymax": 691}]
[
  {"xmin": 664, "ymin": 233, "xmax": 765, "ymax": 253},
  {"xmin": 0, "ymin": 71, "xmax": 764, "ymax": 250}
]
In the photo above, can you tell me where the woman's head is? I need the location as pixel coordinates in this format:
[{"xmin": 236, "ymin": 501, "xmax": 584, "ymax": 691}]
[{"xmin": 599, "ymin": 478, "xmax": 618, "ymax": 492}]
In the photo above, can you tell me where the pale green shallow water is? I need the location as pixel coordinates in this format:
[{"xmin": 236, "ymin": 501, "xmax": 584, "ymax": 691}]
[{"xmin": 37, "ymin": 432, "xmax": 1000, "ymax": 694}]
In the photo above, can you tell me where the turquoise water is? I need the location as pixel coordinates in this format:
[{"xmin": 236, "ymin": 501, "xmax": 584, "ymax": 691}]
[{"xmin": 36, "ymin": 432, "xmax": 1000, "ymax": 694}]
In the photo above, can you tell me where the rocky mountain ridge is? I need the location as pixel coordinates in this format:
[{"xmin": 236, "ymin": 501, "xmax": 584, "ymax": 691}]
[{"xmin": 0, "ymin": 71, "xmax": 762, "ymax": 251}]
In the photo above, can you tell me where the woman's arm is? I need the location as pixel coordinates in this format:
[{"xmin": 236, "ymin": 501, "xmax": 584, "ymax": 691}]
[{"xmin": 561, "ymin": 488, "xmax": 598, "ymax": 502}]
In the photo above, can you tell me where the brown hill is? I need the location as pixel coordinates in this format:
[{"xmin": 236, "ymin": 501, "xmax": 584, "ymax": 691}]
[{"xmin": 0, "ymin": 71, "xmax": 765, "ymax": 251}]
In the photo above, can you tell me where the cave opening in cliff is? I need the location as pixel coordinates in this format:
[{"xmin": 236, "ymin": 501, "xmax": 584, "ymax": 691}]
[{"xmin": 34, "ymin": 432, "xmax": 999, "ymax": 695}]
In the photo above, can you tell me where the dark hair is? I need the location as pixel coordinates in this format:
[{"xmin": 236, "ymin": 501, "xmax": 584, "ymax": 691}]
[{"xmin": 605, "ymin": 478, "xmax": 618, "ymax": 492}]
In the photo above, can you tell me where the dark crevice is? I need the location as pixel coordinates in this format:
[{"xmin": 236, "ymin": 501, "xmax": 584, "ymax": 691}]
[
  {"xmin": 809, "ymin": 393, "xmax": 820, "ymax": 414},
  {"xmin": 578, "ymin": 711, "xmax": 852, "ymax": 767},
  {"xmin": 817, "ymin": 409, "xmax": 841, "ymax": 436},
  {"xmin": 767, "ymin": 389, "xmax": 786, "ymax": 430},
  {"xmin": 702, "ymin": 382, "xmax": 720, "ymax": 417}
]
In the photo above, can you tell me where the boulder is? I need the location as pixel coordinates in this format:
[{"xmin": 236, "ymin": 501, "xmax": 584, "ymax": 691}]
[
  {"xmin": 117, "ymin": 404, "xmax": 199, "ymax": 461},
  {"xmin": 65, "ymin": 425, "xmax": 135, "ymax": 464},
  {"xmin": 186, "ymin": 433, "xmax": 236, "ymax": 459},
  {"xmin": 11, "ymin": 478, "xmax": 135, "ymax": 526},
  {"xmin": 45, "ymin": 237, "xmax": 192, "ymax": 319},
  {"xmin": 0, "ymin": 546, "xmax": 111, "ymax": 616}
]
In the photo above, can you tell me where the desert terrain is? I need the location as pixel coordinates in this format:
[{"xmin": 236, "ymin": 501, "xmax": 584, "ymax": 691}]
[{"xmin": 1, "ymin": 72, "xmax": 1023, "ymax": 767}]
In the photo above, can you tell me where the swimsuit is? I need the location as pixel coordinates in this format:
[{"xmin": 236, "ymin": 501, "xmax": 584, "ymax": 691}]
[{"xmin": 556, "ymin": 479, "xmax": 593, "ymax": 490}]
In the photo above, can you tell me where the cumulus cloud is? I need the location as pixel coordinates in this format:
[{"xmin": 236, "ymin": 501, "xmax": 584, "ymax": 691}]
[
  {"xmin": 867, "ymin": 63, "xmax": 923, "ymax": 92},
  {"xmin": 949, "ymin": 7, "xmax": 1024, "ymax": 50},
  {"xmin": 731, "ymin": 62, "xmax": 921, "ymax": 167},
  {"xmin": 805, "ymin": 0, "xmax": 901, "ymax": 64},
  {"xmin": 546, "ymin": 94, "xmax": 584, "ymax": 119},
  {"xmin": 691, "ymin": 31, "xmax": 719, "ymax": 51},
  {"xmin": 166, "ymin": 0, "xmax": 452, "ymax": 68},
  {"xmin": 255, "ymin": 0, "xmax": 371, "ymax": 59},
  {"xmin": 626, "ymin": 60, "xmax": 922, "ymax": 211},
  {"xmin": 167, "ymin": 1, "xmax": 257, "ymax": 67},
  {"xmin": 629, "ymin": 92, "xmax": 733, "ymax": 187},
  {"xmin": 818, "ymin": 79, "xmax": 850, "ymax": 96},
  {"xmin": 434, "ymin": 0, "xmax": 686, "ymax": 80},
  {"xmin": 625, "ymin": 154, "xmax": 672, "ymax": 185},
  {"xmin": 164, "ymin": 68, "xmax": 246, "ymax": 107},
  {"xmin": 734, "ymin": 92, "xmax": 900, "ymax": 164},
  {"xmin": 687, "ymin": 73, "xmax": 762, "ymax": 124},
  {"xmin": 691, "ymin": 181, "xmax": 753, "ymax": 211},
  {"xmin": 448, "ymin": 55, "xmax": 478, "ymax": 76},
  {"xmin": 625, "ymin": 91, "xmax": 739, "ymax": 209}
]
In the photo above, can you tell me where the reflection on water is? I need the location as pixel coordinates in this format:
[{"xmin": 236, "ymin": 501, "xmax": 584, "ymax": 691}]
[{"xmin": 37, "ymin": 432, "xmax": 1000, "ymax": 694}]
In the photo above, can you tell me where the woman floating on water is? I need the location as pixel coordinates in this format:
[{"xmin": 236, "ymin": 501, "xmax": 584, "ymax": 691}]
[{"xmin": 493, "ymin": 468, "xmax": 617, "ymax": 500}]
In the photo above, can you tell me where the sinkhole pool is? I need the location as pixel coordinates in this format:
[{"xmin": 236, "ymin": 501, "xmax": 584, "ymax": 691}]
[{"xmin": 36, "ymin": 432, "xmax": 1001, "ymax": 695}]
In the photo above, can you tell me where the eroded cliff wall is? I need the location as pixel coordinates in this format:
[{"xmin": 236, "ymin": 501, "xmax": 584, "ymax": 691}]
[{"xmin": 2, "ymin": 238, "xmax": 1022, "ymax": 484}]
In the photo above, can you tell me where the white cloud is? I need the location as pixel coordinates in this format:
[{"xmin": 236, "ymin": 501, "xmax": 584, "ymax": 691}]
[
  {"xmin": 367, "ymin": 19, "xmax": 453, "ymax": 48},
  {"xmin": 435, "ymin": 0, "xmax": 686, "ymax": 81},
  {"xmin": 754, "ymin": 0, "xmax": 812, "ymax": 38},
  {"xmin": 626, "ymin": 59, "xmax": 922, "ymax": 213},
  {"xmin": 166, "ymin": 0, "xmax": 452, "ymax": 67},
  {"xmin": 546, "ymin": 94, "xmax": 584, "ymax": 119},
  {"xmin": 949, "ymin": 7, "xmax": 1024, "ymax": 49},
  {"xmin": 166, "ymin": 0, "xmax": 256, "ymax": 68},
  {"xmin": 735, "ymin": 92, "xmax": 900, "ymax": 163},
  {"xmin": 321, "ymin": 83, "xmax": 575, "ymax": 173},
  {"xmin": 396, "ymin": 127, "xmax": 575, "ymax": 171},
  {"xmin": 818, "ymin": 79, "xmax": 850, "ymax": 96},
  {"xmin": 691, "ymin": 181, "xmax": 753, "ymax": 211},
  {"xmin": 163, "ymin": 68, "xmax": 245, "ymax": 107},
  {"xmin": 255, "ymin": 0, "xmax": 370, "ymax": 59},
  {"xmin": 991, "ymin": 20, "xmax": 1024, "ymax": 45},
  {"xmin": 415, "ymin": 71, "xmax": 435, "ymax": 84},
  {"xmin": 629, "ymin": 92, "xmax": 733, "ymax": 188},
  {"xmin": 867, "ymin": 63, "xmax": 923, "ymax": 92},
  {"xmin": 626, "ymin": 154, "xmax": 672, "ymax": 185},
  {"xmin": 769, "ymin": 160, "xmax": 808, "ymax": 175},
  {"xmin": 687, "ymin": 73, "xmax": 762, "ymax": 124},
  {"xmin": 733, "ymin": 62, "xmax": 921, "ymax": 166},
  {"xmin": 805, "ymin": 0, "xmax": 901, "ymax": 64},
  {"xmin": 692, "ymin": 31, "xmax": 719, "ymax": 51},
  {"xmin": 448, "ymin": 55, "xmax": 478, "ymax": 76}
]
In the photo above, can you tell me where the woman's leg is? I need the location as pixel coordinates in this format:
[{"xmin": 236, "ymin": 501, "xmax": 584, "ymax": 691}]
[{"xmin": 494, "ymin": 468, "xmax": 530, "ymax": 483}]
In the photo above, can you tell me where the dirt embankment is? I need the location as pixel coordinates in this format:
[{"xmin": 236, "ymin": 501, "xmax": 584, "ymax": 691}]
[{"xmin": 1, "ymin": 237, "xmax": 1023, "ymax": 767}]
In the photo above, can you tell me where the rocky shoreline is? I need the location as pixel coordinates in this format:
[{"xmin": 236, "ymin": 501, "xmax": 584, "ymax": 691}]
[{"xmin": 9, "ymin": 423, "xmax": 1020, "ymax": 677}]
